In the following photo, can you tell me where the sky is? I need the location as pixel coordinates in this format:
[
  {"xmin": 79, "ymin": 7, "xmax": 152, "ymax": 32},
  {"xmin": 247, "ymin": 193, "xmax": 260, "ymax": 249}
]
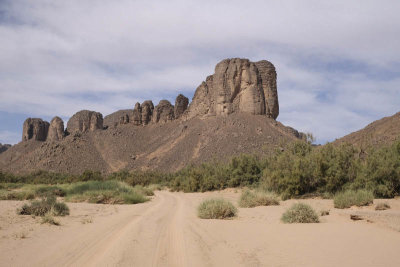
[{"xmin": 0, "ymin": 0, "xmax": 399, "ymax": 145}]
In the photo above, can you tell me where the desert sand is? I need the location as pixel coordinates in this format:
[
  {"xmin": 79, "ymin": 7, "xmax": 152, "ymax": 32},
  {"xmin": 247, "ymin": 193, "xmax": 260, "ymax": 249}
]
[{"xmin": 1, "ymin": 190, "xmax": 400, "ymax": 267}]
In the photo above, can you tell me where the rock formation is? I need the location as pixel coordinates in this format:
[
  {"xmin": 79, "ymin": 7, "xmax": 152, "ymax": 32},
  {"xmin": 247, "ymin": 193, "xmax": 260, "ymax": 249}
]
[
  {"xmin": 174, "ymin": 94, "xmax": 189, "ymax": 119},
  {"xmin": 255, "ymin": 60, "xmax": 279, "ymax": 119},
  {"xmin": 48, "ymin": 116, "xmax": 65, "ymax": 141},
  {"xmin": 132, "ymin": 103, "xmax": 142, "ymax": 126},
  {"xmin": 66, "ymin": 110, "xmax": 103, "ymax": 133},
  {"xmin": 187, "ymin": 58, "xmax": 279, "ymax": 119},
  {"xmin": 22, "ymin": 118, "xmax": 49, "ymax": 141},
  {"xmin": 21, "ymin": 58, "xmax": 280, "ymax": 141},
  {"xmin": 153, "ymin": 100, "xmax": 175, "ymax": 123},
  {"xmin": 141, "ymin": 101, "xmax": 154, "ymax": 125},
  {"xmin": 119, "ymin": 114, "xmax": 129, "ymax": 125}
]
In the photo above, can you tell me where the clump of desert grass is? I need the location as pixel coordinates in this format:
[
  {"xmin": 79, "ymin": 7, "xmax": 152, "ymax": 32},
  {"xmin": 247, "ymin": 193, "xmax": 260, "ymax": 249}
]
[
  {"xmin": 18, "ymin": 195, "xmax": 69, "ymax": 217},
  {"xmin": 333, "ymin": 190, "xmax": 374, "ymax": 209},
  {"xmin": 34, "ymin": 185, "xmax": 66, "ymax": 197},
  {"xmin": 281, "ymin": 203, "xmax": 319, "ymax": 223},
  {"xmin": 0, "ymin": 189, "xmax": 35, "ymax": 200},
  {"xmin": 41, "ymin": 213, "xmax": 60, "ymax": 225},
  {"xmin": 375, "ymin": 202, "xmax": 391, "ymax": 210},
  {"xmin": 320, "ymin": 210, "xmax": 330, "ymax": 216},
  {"xmin": 238, "ymin": 189, "xmax": 279, "ymax": 208},
  {"xmin": 198, "ymin": 198, "xmax": 237, "ymax": 219},
  {"xmin": 65, "ymin": 180, "xmax": 150, "ymax": 204}
]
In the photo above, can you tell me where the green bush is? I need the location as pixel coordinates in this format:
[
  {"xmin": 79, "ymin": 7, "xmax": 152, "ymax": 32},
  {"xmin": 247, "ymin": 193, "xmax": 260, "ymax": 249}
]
[
  {"xmin": 66, "ymin": 180, "xmax": 149, "ymax": 204},
  {"xmin": 41, "ymin": 214, "xmax": 60, "ymax": 225},
  {"xmin": 0, "ymin": 190, "xmax": 35, "ymax": 200},
  {"xmin": 238, "ymin": 189, "xmax": 279, "ymax": 208},
  {"xmin": 52, "ymin": 201, "xmax": 70, "ymax": 216},
  {"xmin": 133, "ymin": 185, "xmax": 154, "ymax": 196},
  {"xmin": 18, "ymin": 196, "xmax": 69, "ymax": 216},
  {"xmin": 333, "ymin": 190, "xmax": 374, "ymax": 209},
  {"xmin": 35, "ymin": 186, "xmax": 66, "ymax": 197},
  {"xmin": 197, "ymin": 198, "xmax": 237, "ymax": 219},
  {"xmin": 281, "ymin": 203, "xmax": 319, "ymax": 223}
]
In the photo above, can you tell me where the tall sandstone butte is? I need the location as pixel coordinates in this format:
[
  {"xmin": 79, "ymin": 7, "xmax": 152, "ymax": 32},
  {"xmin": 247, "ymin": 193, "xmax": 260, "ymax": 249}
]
[
  {"xmin": 48, "ymin": 116, "xmax": 65, "ymax": 141},
  {"xmin": 66, "ymin": 110, "xmax": 103, "ymax": 133},
  {"xmin": 22, "ymin": 118, "xmax": 50, "ymax": 141},
  {"xmin": 187, "ymin": 58, "xmax": 279, "ymax": 119}
]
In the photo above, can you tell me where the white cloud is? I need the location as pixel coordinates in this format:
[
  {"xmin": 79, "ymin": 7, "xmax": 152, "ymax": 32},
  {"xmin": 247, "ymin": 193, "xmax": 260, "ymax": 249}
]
[{"xmin": 0, "ymin": 0, "xmax": 399, "ymax": 144}]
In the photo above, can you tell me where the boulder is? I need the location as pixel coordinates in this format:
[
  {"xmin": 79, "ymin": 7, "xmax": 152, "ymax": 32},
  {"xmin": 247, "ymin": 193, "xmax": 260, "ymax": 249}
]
[
  {"xmin": 22, "ymin": 118, "xmax": 49, "ymax": 141},
  {"xmin": 141, "ymin": 101, "xmax": 154, "ymax": 125},
  {"xmin": 187, "ymin": 58, "xmax": 279, "ymax": 119},
  {"xmin": 48, "ymin": 116, "xmax": 65, "ymax": 141},
  {"xmin": 132, "ymin": 103, "xmax": 142, "ymax": 126},
  {"xmin": 174, "ymin": 94, "xmax": 189, "ymax": 119},
  {"xmin": 66, "ymin": 110, "xmax": 103, "ymax": 133},
  {"xmin": 153, "ymin": 100, "xmax": 175, "ymax": 123}
]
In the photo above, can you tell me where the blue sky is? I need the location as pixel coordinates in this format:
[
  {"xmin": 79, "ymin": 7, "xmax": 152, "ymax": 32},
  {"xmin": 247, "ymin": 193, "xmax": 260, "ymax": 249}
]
[{"xmin": 0, "ymin": 0, "xmax": 399, "ymax": 145}]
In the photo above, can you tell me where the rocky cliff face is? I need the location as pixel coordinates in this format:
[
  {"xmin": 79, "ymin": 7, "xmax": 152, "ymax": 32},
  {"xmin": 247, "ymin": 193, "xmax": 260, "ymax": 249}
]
[
  {"xmin": 22, "ymin": 118, "xmax": 50, "ymax": 141},
  {"xmin": 174, "ymin": 94, "xmax": 189, "ymax": 119},
  {"xmin": 2, "ymin": 58, "xmax": 305, "ymax": 174},
  {"xmin": 153, "ymin": 100, "xmax": 175, "ymax": 123},
  {"xmin": 20, "ymin": 58, "xmax": 280, "ymax": 143},
  {"xmin": 48, "ymin": 116, "xmax": 65, "ymax": 141},
  {"xmin": 187, "ymin": 58, "xmax": 279, "ymax": 119},
  {"xmin": 66, "ymin": 110, "xmax": 103, "ymax": 133}
]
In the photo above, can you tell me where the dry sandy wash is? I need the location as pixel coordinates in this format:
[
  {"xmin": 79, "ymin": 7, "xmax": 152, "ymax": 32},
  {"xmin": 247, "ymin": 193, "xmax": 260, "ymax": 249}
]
[{"xmin": 1, "ymin": 190, "xmax": 400, "ymax": 267}]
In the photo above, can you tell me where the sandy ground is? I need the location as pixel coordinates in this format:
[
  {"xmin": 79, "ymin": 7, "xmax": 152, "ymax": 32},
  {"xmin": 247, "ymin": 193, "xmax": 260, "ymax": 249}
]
[{"xmin": 1, "ymin": 190, "xmax": 400, "ymax": 267}]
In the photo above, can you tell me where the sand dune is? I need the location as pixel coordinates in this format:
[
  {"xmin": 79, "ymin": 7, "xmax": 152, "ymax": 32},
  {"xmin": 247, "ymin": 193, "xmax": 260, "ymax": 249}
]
[{"xmin": 1, "ymin": 190, "xmax": 400, "ymax": 266}]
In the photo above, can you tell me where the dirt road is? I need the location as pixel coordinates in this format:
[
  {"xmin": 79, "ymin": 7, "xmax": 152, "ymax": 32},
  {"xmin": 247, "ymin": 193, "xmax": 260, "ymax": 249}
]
[{"xmin": 1, "ymin": 190, "xmax": 400, "ymax": 266}]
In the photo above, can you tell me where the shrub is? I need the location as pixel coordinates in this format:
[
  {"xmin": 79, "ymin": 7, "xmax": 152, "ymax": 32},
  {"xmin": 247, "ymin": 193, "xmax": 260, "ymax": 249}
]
[
  {"xmin": 35, "ymin": 186, "xmax": 66, "ymax": 197},
  {"xmin": 333, "ymin": 190, "xmax": 374, "ymax": 209},
  {"xmin": 320, "ymin": 210, "xmax": 330, "ymax": 216},
  {"xmin": 133, "ymin": 185, "xmax": 154, "ymax": 196},
  {"xmin": 66, "ymin": 181, "xmax": 149, "ymax": 204},
  {"xmin": 41, "ymin": 214, "xmax": 60, "ymax": 225},
  {"xmin": 0, "ymin": 190, "xmax": 35, "ymax": 200},
  {"xmin": 281, "ymin": 203, "xmax": 319, "ymax": 223},
  {"xmin": 122, "ymin": 192, "xmax": 148, "ymax": 204},
  {"xmin": 238, "ymin": 189, "xmax": 279, "ymax": 208},
  {"xmin": 198, "ymin": 198, "xmax": 237, "ymax": 219},
  {"xmin": 52, "ymin": 201, "xmax": 70, "ymax": 216},
  {"xmin": 18, "ymin": 196, "xmax": 69, "ymax": 216},
  {"xmin": 375, "ymin": 202, "xmax": 390, "ymax": 210}
]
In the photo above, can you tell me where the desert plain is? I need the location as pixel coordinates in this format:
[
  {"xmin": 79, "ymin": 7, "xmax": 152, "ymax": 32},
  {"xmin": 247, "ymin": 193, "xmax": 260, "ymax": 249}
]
[{"xmin": 1, "ymin": 189, "xmax": 400, "ymax": 267}]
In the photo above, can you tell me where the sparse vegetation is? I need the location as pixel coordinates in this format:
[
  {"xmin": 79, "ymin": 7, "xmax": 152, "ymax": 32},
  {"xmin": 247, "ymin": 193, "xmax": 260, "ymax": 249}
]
[
  {"xmin": 238, "ymin": 189, "xmax": 279, "ymax": 208},
  {"xmin": 375, "ymin": 202, "xmax": 391, "ymax": 210},
  {"xmin": 65, "ymin": 180, "xmax": 149, "ymax": 204},
  {"xmin": 320, "ymin": 210, "xmax": 330, "ymax": 216},
  {"xmin": 198, "ymin": 198, "xmax": 237, "ymax": 219},
  {"xmin": 333, "ymin": 190, "xmax": 374, "ymax": 209},
  {"xmin": 281, "ymin": 203, "xmax": 319, "ymax": 223},
  {"xmin": 18, "ymin": 196, "xmax": 69, "ymax": 216},
  {"xmin": 81, "ymin": 217, "xmax": 93, "ymax": 224},
  {"xmin": 1, "ymin": 139, "xmax": 400, "ymax": 200},
  {"xmin": 41, "ymin": 214, "xmax": 60, "ymax": 225}
]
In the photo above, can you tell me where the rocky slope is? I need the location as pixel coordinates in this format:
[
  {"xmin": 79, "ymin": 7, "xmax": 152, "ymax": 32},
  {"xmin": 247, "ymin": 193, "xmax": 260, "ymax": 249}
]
[
  {"xmin": 0, "ymin": 58, "xmax": 304, "ymax": 174},
  {"xmin": 334, "ymin": 111, "xmax": 400, "ymax": 147},
  {"xmin": 0, "ymin": 143, "xmax": 11, "ymax": 154}
]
